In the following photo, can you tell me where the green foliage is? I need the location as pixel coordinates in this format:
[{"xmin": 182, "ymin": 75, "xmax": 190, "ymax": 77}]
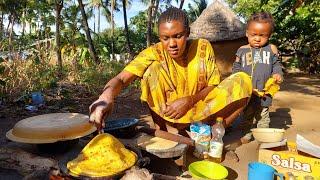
[
  {"xmin": 130, "ymin": 11, "xmax": 148, "ymax": 33},
  {"xmin": 0, "ymin": 56, "xmax": 58, "ymax": 99},
  {"xmin": 97, "ymin": 10, "xmax": 158, "ymax": 58},
  {"xmin": 77, "ymin": 61, "xmax": 124, "ymax": 86},
  {"xmin": 0, "ymin": 57, "xmax": 5, "ymax": 88},
  {"xmin": 0, "ymin": 66, "xmax": 4, "ymax": 74},
  {"xmin": 0, "ymin": 49, "xmax": 126, "ymax": 100},
  {"xmin": 286, "ymin": 57, "xmax": 299, "ymax": 68},
  {"xmin": 0, "ymin": 80, "xmax": 5, "ymax": 87},
  {"xmin": 129, "ymin": 11, "xmax": 158, "ymax": 50},
  {"xmin": 4, "ymin": 0, "xmax": 318, "ymax": 102},
  {"xmin": 187, "ymin": 0, "xmax": 208, "ymax": 23}
]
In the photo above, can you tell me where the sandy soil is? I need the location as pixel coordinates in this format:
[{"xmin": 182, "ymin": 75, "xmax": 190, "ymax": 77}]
[
  {"xmin": 0, "ymin": 73, "xmax": 319, "ymax": 179},
  {"xmin": 221, "ymin": 73, "xmax": 320, "ymax": 179}
]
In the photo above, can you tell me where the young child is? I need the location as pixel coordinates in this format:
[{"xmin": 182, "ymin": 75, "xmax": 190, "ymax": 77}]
[{"xmin": 232, "ymin": 12, "xmax": 283, "ymax": 144}]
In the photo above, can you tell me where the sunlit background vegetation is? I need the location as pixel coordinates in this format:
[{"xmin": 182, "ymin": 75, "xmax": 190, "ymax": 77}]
[{"xmin": 0, "ymin": 0, "xmax": 319, "ymax": 102}]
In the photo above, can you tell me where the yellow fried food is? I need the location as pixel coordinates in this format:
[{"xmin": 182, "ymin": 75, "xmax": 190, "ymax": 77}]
[
  {"xmin": 67, "ymin": 133, "xmax": 137, "ymax": 177},
  {"xmin": 254, "ymin": 77, "xmax": 280, "ymax": 97}
]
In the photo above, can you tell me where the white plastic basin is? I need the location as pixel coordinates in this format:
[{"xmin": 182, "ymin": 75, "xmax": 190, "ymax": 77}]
[{"xmin": 251, "ymin": 128, "xmax": 285, "ymax": 143}]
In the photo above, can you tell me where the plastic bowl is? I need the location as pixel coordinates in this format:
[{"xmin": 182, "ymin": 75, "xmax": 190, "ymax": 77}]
[
  {"xmin": 188, "ymin": 161, "xmax": 228, "ymax": 180},
  {"xmin": 189, "ymin": 166, "xmax": 207, "ymax": 179},
  {"xmin": 251, "ymin": 128, "xmax": 285, "ymax": 143}
]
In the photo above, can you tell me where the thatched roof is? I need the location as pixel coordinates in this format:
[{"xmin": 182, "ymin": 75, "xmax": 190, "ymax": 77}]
[{"xmin": 189, "ymin": 1, "xmax": 246, "ymax": 42}]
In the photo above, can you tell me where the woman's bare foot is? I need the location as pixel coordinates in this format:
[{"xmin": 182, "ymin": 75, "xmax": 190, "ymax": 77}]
[
  {"xmin": 240, "ymin": 137, "xmax": 252, "ymax": 144},
  {"xmin": 225, "ymin": 150, "xmax": 239, "ymax": 162}
]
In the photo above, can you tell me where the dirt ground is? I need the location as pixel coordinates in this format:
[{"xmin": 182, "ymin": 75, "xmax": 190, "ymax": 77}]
[
  {"xmin": 221, "ymin": 73, "xmax": 320, "ymax": 179},
  {"xmin": 0, "ymin": 72, "xmax": 319, "ymax": 179}
]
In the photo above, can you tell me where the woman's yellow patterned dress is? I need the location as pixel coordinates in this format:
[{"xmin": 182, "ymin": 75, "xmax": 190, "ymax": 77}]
[{"xmin": 124, "ymin": 39, "xmax": 252, "ymax": 123}]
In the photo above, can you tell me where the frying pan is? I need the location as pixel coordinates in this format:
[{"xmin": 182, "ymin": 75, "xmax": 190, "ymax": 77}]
[
  {"xmin": 58, "ymin": 139, "xmax": 150, "ymax": 180},
  {"xmin": 102, "ymin": 118, "xmax": 195, "ymax": 147},
  {"xmin": 103, "ymin": 118, "xmax": 139, "ymax": 138}
]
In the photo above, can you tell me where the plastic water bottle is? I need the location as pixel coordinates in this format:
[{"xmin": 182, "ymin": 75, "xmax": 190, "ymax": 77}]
[
  {"xmin": 208, "ymin": 117, "xmax": 225, "ymax": 163},
  {"xmin": 31, "ymin": 91, "xmax": 44, "ymax": 106}
]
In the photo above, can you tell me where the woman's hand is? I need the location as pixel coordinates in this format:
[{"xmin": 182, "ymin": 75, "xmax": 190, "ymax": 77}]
[
  {"xmin": 88, "ymin": 71, "xmax": 137, "ymax": 132},
  {"xmin": 89, "ymin": 97, "xmax": 114, "ymax": 132},
  {"xmin": 163, "ymin": 96, "xmax": 193, "ymax": 120}
]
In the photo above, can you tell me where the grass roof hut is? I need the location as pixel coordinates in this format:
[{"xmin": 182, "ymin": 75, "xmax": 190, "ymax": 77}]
[{"xmin": 189, "ymin": 1, "xmax": 247, "ymax": 77}]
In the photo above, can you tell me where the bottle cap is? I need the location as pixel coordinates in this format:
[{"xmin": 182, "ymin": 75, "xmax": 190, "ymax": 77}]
[{"xmin": 216, "ymin": 117, "xmax": 223, "ymax": 122}]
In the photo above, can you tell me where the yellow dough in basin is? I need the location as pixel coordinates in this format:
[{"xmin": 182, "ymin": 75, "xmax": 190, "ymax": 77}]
[{"xmin": 67, "ymin": 133, "xmax": 137, "ymax": 177}]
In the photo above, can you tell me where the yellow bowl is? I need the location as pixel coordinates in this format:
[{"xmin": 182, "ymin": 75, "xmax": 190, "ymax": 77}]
[
  {"xmin": 251, "ymin": 128, "xmax": 285, "ymax": 143},
  {"xmin": 188, "ymin": 161, "xmax": 228, "ymax": 180}
]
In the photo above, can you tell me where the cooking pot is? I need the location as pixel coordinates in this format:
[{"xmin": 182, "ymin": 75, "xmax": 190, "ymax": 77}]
[{"xmin": 58, "ymin": 140, "xmax": 149, "ymax": 179}]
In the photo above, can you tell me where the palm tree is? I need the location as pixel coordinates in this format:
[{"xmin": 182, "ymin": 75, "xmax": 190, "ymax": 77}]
[
  {"xmin": 3, "ymin": 0, "xmax": 23, "ymax": 60},
  {"xmin": 101, "ymin": 0, "xmax": 119, "ymax": 60},
  {"xmin": 100, "ymin": 0, "xmax": 132, "ymax": 58},
  {"xmin": 0, "ymin": 11, "xmax": 3, "ymax": 40},
  {"xmin": 24, "ymin": 2, "xmax": 37, "ymax": 36},
  {"xmin": 89, "ymin": 0, "xmax": 103, "ymax": 33},
  {"xmin": 179, "ymin": 0, "xmax": 185, "ymax": 9},
  {"xmin": 61, "ymin": 3, "xmax": 85, "ymax": 56},
  {"xmin": 110, "ymin": 0, "xmax": 115, "ymax": 60},
  {"xmin": 142, "ymin": 0, "xmax": 176, "ymax": 46},
  {"xmin": 147, "ymin": 0, "xmax": 155, "ymax": 47},
  {"xmin": 55, "ymin": 0, "xmax": 63, "ymax": 74},
  {"xmin": 151, "ymin": 0, "xmax": 160, "ymax": 38},
  {"xmin": 0, "ymin": 2, "xmax": 8, "ymax": 41},
  {"xmin": 121, "ymin": 0, "xmax": 133, "ymax": 59},
  {"xmin": 139, "ymin": 0, "xmax": 158, "ymax": 47},
  {"xmin": 187, "ymin": 0, "xmax": 208, "ymax": 23},
  {"xmin": 21, "ymin": 2, "xmax": 27, "ymax": 37},
  {"xmin": 78, "ymin": 0, "xmax": 100, "ymax": 64}
]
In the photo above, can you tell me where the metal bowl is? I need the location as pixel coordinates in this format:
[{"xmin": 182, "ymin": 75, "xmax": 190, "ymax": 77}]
[{"xmin": 104, "ymin": 118, "xmax": 139, "ymax": 138}]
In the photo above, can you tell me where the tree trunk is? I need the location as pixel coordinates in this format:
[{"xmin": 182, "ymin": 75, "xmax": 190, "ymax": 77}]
[
  {"xmin": 0, "ymin": 12, "xmax": 3, "ymax": 40},
  {"xmin": 122, "ymin": 0, "xmax": 132, "ymax": 60},
  {"xmin": 21, "ymin": 2, "xmax": 27, "ymax": 37},
  {"xmin": 152, "ymin": 0, "xmax": 159, "ymax": 31},
  {"xmin": 55, "ymin": 0, "xmax": 63, "ymax": 76},
  {"xmin": 147, "ymin": 0, "xmax": 155, "ymax": 47},
  {"xmin": 78, "ymin": 0, "xmax": 100, "ymax": 64},
  {"xmin": 22, "ymin": 10, "xmax": 26, "ymax": 37},
  {"xmin": 111, "ymin": 0, "xmax": 115, "ymax": 60},
  {"xmin": 8, "ymin": 14, "xmax": 14, "ymax": 60},
  {"xmin": 179, "ymin": 0, "xmax": 185, "ymax": 9},
  {"xmin": 29, "ymin": 22, "xmax": 31, "ymax": 35},
  {"xmin": 93, "ymin": 7, "xmax": 96, "ymax": 33},
  {"xmin": 98, "ymin": 6, "xmax": 100, "ymax": 33}
]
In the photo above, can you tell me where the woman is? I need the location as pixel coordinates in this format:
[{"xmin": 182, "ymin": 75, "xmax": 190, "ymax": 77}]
[{"xmin": 89, "ymin": 7, "xmax": 252, "ymax": 136}]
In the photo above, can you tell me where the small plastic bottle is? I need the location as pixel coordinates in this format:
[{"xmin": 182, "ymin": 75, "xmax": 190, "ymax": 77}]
[{"xmin": 208, "ymin": 117, "xmax": 225, "ymax": 163}]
